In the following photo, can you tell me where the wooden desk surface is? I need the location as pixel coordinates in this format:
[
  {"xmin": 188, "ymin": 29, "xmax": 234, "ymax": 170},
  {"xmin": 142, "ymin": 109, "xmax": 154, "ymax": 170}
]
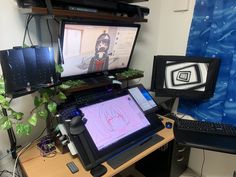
[{"xmin": 19, "ymin": 118, "xmax": 174, "ymax": 177}]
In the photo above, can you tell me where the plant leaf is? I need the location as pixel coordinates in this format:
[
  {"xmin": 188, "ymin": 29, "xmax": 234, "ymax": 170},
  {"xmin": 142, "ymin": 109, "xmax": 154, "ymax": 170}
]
[
  {"xmin": 16, "ymin": 123, "xmax": 32, "ymax": 136},
  {"xmin": 42, "ymin": 92, "xmax": 50, "ymax": 103},
  {"xmin": 0, "ymin": 78, "xmax": 5, "ymax": 95},
  {"xmin": 47, "ymin": 102, "xmax": 57, "ymax": 113},
  {"xmin": 59, "ymin": 84, "xmax": 71, "ymax": 90},
  {"xmin": 12, "ymin": 111, "xmax": 24, "ymax": 120},
  {"xmin": 0, "ymin": 95, "xmax": 9, "ymax": 108},
  {"xmin": 58, "ymin": 92, "xmax": 67, "ymax": 100},
  {"xmin": 1, "ymin": 119, "xmax": 12, "ymax": 130},
  {"xmin": 37, "ymin": 110, "xmax": 48, "ymax": 119},
  {"xmin": 28, "ymin": 113, "xmax": 38, "ymax": 126},
  {"xmin": 0, "ymin": 116, "xmax": 8, "ymax": 125},
  {"xmin": 55, "ymin": 64, "xmax": 64, "ymax": 73},
  {"xmin": 34, "ymin": 96, "xmax": 43, "ymax": 107}
]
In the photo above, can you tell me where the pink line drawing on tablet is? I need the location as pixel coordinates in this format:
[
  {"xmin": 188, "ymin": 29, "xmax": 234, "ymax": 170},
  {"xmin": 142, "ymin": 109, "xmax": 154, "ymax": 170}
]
[{"xmin": 99, "ymin": 103, "xmax": 129, "ymax": 132}]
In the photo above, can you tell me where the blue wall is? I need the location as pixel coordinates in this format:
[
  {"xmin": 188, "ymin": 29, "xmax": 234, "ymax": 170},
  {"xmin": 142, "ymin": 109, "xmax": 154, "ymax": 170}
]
[{"xmin": 178, "ymin": 0, "xmax": 236, "ymax": 125}]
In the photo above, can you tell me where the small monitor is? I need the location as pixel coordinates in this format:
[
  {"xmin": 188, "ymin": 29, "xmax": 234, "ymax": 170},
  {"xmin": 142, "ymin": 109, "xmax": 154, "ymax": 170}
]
[
  {"xmin": 151, "ymin": 55, "xmax": 220, "ymax": 100},
  {"xmin": 128, "ymin": 84, "xmax": 159, "ymax": 113},
  {"xmin": 59, "ymin": 20, "xmax": 140, "ymax": 80}
]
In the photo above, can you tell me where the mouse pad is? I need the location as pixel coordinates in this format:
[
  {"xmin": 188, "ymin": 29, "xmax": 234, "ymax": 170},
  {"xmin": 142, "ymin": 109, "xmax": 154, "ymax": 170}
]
[{"xmin": 107, "ymin": 134, "xmax": 164, "ymax": 169}]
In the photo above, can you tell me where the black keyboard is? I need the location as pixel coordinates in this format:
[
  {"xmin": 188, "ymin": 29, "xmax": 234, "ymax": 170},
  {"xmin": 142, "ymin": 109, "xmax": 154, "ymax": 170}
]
[
  {"xmin": 75, "ymin": 89, "xmax": 116, "ymax": 106},
  {"xmin": 176, "ymin": 119, "xmax": 236, "ymax": 137}
]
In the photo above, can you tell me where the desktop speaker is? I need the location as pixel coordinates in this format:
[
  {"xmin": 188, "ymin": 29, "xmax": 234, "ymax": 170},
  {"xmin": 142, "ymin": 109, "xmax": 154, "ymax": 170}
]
[
  {"xmin": 34, "ymin": 47, "xmax": 56, "ymax": 85},
  {"xmin": 0, "ymin": 48, "xmax": 28, "ymax": 94},
  {"xmin": 0, "ymin": 46, "xmax": 56, "ymax": 97},
  {"xmin": 22, "ymin": 47, "xmax": 38, "ymax": 87}
]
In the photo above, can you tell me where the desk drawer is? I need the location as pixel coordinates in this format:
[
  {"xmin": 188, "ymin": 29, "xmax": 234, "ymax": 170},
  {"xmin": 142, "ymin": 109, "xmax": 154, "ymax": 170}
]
[{"xmin": 135, "ymin": 140, "xmax": 190, "ymax": 177}]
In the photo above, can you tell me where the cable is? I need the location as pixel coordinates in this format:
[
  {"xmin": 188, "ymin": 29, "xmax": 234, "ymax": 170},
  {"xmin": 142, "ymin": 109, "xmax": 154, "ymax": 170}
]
[
  {"xmin": 0, "ymin": 149, "xmax": 15, "ymax": 161},
  {"xmin": 0, "ymin": 153, "xmax": 9, "ymax": 161},
  {"xmin": 46, "ymin": 19, "xmax": 53, "ymax": 47},
  {"xmin": 22, "ymin": 15, "xmax": 34, "ymax": 46},
  {"xmin": 27, "ymin": 25, "xmax": 33, "ymax": 46},
  {"xmin": 53, "ymin": 17, "xmax": 60, "ymax": 24},
  {"xmin": 16, "ymin": 163, "xmax": 22, "ymax": 177},
  {"xmin": 0, "ymin": 170, "xmax": 20, "ymax": 177},
  {"xmin": 12, "ymin": 127, "xmax": 46, "ymax": 177},
  {"xmin": 178, "ymin": 113, "xmax": 186, "ymax": 119},
  {"xmin": 200, "ymin": 149, "xmax": 205, "ymax": 177}
]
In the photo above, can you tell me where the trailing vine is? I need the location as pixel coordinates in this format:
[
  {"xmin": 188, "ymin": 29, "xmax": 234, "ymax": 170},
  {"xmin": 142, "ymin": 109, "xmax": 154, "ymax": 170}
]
[{"xmin": 0, "ymin": 64, "xmax": 68, "ymax": 136}]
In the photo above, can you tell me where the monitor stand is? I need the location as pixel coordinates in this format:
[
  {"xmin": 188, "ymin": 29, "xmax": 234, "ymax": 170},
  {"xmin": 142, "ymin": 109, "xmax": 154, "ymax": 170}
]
[
  {"xmin": 171, "ymin": 97, "xmax": 179, "ymax": 114},
  {"xmin": 107, "ymin": 134, "xmax": 164, "ymax": 169}
]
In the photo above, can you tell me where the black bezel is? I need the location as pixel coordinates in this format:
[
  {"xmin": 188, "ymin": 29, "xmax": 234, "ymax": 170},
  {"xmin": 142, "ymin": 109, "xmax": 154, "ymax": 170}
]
[
  {"xmin": 58, "ymin": 20, "xmax": 141, "ymax": 81},
  {"xmin": 151, "ymin": 55, "xmax": 220, "ymax": 100}
]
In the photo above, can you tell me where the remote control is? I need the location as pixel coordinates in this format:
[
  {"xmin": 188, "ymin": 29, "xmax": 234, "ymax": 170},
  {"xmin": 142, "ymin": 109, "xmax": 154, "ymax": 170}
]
[{"xmin": 66, "ymin": 161, "xmax": 79, "ymax": 174}]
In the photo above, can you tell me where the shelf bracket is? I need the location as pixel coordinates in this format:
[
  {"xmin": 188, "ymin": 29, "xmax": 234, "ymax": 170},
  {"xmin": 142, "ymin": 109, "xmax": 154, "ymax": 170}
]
[{"xmin": 2, "ymin": 108, "xmax": 17, "ymax": 159}]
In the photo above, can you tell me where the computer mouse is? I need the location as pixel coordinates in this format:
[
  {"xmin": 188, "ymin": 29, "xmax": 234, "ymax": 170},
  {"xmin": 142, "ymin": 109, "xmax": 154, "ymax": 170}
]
[
  {"xmin": 90, "ymin": 164, "xmax": 107, "ymax": 177},
  {"xmin": 165, "ymin": 122, "xmax": 173, "ymax": 129}
]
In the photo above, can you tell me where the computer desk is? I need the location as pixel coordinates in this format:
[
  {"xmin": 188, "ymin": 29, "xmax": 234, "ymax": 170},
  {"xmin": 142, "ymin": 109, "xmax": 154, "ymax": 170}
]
[{"xmin": 19, "ymin": 118, "xmax": 174, "ymax": 177}]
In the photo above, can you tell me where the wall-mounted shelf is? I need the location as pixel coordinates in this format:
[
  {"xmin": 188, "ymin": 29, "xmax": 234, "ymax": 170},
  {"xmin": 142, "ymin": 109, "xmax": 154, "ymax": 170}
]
[
  {"xmin": 62, "ymin": 73, "xmax": 144, "ymax": 94},
  {"xmin": 106, "ymin": 0, "xmax": 148, "ymax": 2},
  {"xmin": 20, "ymin": 7, "xmax": 147, "ymax": 22}
]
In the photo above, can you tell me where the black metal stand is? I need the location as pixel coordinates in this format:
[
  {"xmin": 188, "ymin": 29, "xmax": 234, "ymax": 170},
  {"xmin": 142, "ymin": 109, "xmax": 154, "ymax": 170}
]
[{"xmin": 2, "ymin": 108, "xmax": 17, "ymax": 159}]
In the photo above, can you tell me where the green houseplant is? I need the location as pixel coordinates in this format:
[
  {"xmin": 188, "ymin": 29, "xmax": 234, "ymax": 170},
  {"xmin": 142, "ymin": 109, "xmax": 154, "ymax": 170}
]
[{"xmin": 0, "ymin": 65, "xmax": 69, "ymax": 136}]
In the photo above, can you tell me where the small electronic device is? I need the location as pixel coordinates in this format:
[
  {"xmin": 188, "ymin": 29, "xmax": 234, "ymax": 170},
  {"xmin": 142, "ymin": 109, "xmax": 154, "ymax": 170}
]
[
  {"xmin": 37, "ymin": 136, "xmax": 56, "ymax": 157},
  {"xmin": 59, "ymin": 20, "xmax": 140, "ymax": 80},
  {"xmin": 151, "ymin": 55, "xmax": 220, "ymax": 100},
  {"xmin": 165, "ymin": 122, "xmax": 173, "ymax": 129},
  {"xmin": 66, "ymin": 161, "xmax": 79, "ymax": 174},
  {"xmin": 65, "ymin": 89, "xmax": 164, "ymax": 170},
  {"xmin": 128, "ymin": 84, "xmax": 160, "ymax": 114}
]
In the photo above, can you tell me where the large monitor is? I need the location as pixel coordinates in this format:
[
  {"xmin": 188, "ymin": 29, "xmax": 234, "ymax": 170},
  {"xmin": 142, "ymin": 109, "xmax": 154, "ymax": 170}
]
[
  {"xmin": 151, "ymin": 55, "xmax": 220, "ymax": 100},
  {"xmin": 69, "ymin": 90, "xmax": 164, "ymax": 170},
  {"xmin": 59, "ymin": 20, "xmax": 140, "ymax": 80}
]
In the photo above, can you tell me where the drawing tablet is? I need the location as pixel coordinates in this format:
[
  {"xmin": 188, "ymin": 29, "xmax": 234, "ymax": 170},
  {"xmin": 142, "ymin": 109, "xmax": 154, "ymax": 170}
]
[{"xmin": 69, "ymin": 91, "xmax": 164, "ymax": 170}]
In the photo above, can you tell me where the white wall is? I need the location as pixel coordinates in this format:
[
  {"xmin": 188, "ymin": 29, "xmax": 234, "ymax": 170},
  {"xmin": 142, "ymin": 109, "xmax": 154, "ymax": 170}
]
[
  {"xmin": 131, "ymin": 0, "xmax": 236, "ymax": 177},
  {"xmin": 130, "ymin": 1, "xmax": 162, "ymax": 88}
]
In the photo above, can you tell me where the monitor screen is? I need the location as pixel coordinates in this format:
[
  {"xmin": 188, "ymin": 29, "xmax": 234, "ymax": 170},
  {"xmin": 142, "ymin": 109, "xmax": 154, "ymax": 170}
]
[
  {"xmin": 151, "ymin": 56, "xmax": 220, "ymax": 99},
  {"xmin": 80, "ymin": 94, "xmax": 150, "ymax": 151},
  {"xmin": 59, "ymin": 21, "xmax": 140, "ymax": 79}
]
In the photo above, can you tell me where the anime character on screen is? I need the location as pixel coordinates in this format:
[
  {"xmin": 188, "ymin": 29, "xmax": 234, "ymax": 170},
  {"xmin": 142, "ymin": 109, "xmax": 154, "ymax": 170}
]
[{"xmin": 88, "ymin": 32, "xmax": 110, "ymax": 73}]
